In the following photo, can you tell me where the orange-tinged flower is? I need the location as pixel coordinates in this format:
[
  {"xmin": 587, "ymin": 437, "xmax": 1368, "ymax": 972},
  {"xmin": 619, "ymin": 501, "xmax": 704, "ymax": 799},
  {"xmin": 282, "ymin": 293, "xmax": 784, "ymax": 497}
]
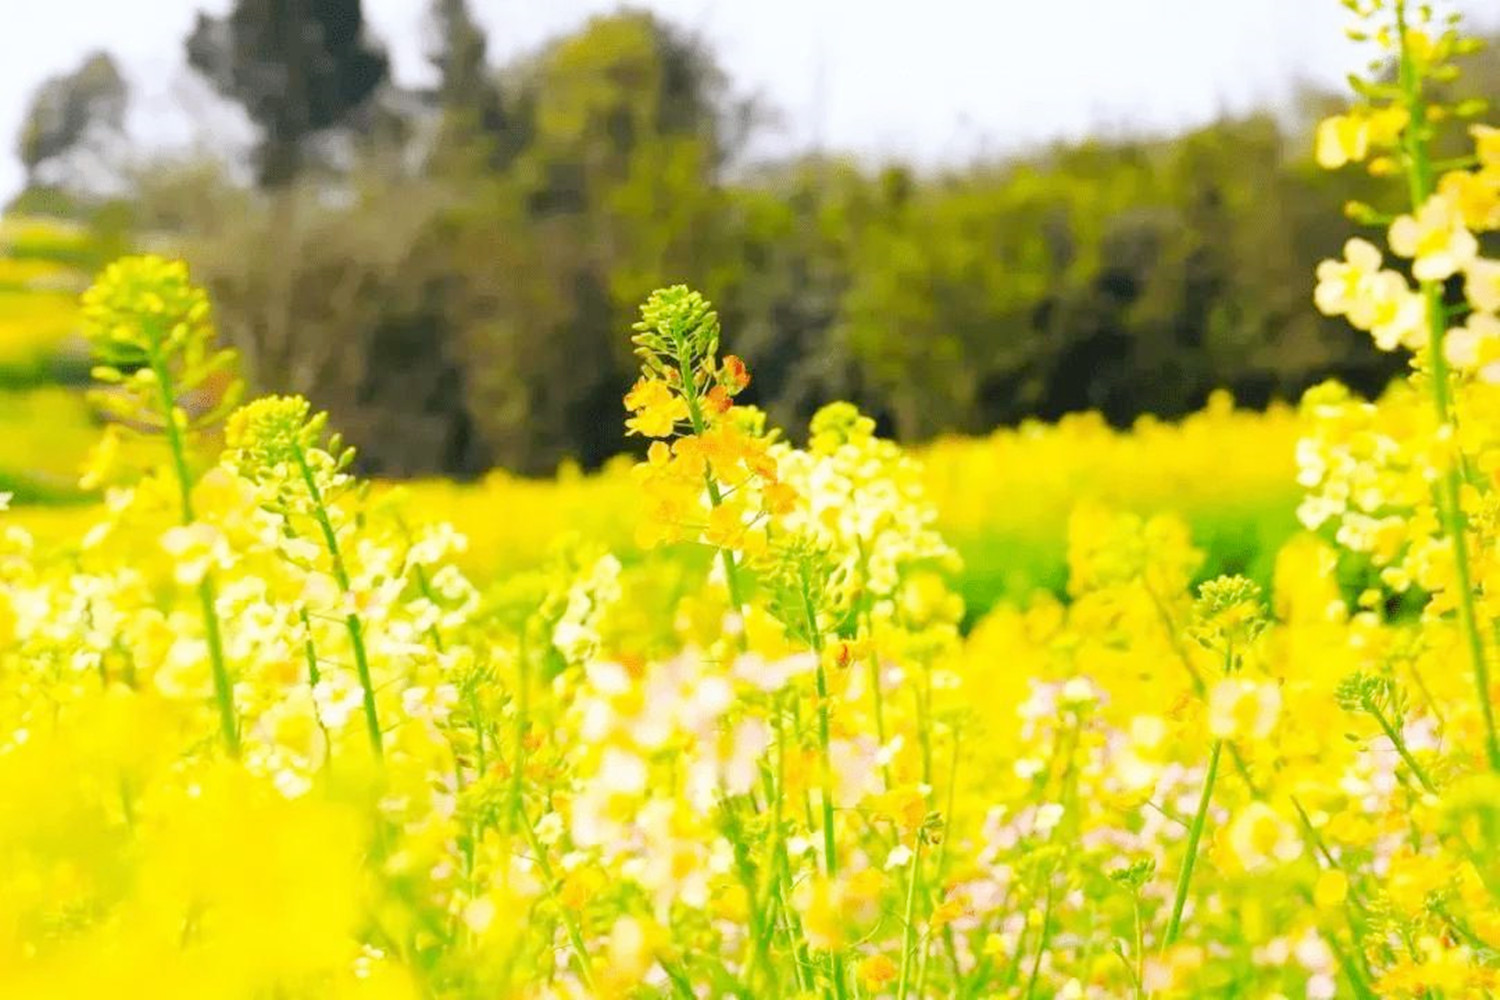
[
  {"xmin": 704, "ymin": 385, "xmax": 733, "ymax": 416},
  {"xmin": 763, "ymin": 479, "xmax": 798, "ymax": 516},
  {"xmin": 721, "ymin": 354, "xmax": 751, "ymax": 392},
  {"xmin": 858, "ymin": 953, "xmax": 899, "ymax": 990}
]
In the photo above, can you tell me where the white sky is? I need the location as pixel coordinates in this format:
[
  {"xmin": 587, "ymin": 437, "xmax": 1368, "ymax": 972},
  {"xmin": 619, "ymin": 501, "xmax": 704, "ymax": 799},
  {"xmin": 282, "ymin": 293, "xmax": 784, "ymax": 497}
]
[{"xmin": 4, "ymin": 0, "xmax": 1499, "ymax": 200}]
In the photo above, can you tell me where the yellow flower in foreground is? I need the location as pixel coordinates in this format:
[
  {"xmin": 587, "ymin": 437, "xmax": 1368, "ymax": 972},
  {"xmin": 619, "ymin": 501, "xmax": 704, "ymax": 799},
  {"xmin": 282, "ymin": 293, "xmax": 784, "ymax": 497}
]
[
  {"xmin": 624, "ymin": 377, "xmax": 689, "ymax": 438},
  {"xmin": 1312, "ymin": 239, "xmax": 1425, "ymax": 352},
  {"xmin": 1474, "ymin": 124, "xmax": 1500, "ymax": 168},
  {"xmin": 1389, "ymin": 195, "xmax": 1479, "ymax": 282},
  {"xmin": 1437, "ymin": 167, "xmax": 1500, "ymax": 232},
  {"xmin": 1316, "ymin": 114, "xmax": 1369, "ymax": 170},
  {"xmin": 1315, "ymin": 108, "xmax": 1405, "ymax": 170}
]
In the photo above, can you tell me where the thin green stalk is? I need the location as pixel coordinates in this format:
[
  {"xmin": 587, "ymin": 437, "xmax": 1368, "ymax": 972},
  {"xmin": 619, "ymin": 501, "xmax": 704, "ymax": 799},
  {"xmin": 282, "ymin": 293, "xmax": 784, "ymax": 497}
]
[
  {"xmin": 777, "ymin": 845, "xmax": 814, "ymax": 994},
  {"xmin": 803, "ymin": 582, "xmax": 848, "ymax": 1000},
  {"xmin": 1022, "ymin": 876, "xmax": 1057, "ymax": 1000},
  {"xmin": 511, "ymin": 630, "xmax": 530, "ymax": 825},
  {"xmin": 1368, "ymin": 703, "xmax": 1437, "ymax": 794},
  {"xmin": 771, "ymin": 699, "xmax": 815, "ymax": 994},
  {"xmin": 1394, "ymin": 0, "xmax": 1500, "ymax": 772},
  {"xmin": 1147, "ymin": 580, "xmax": 1264, "ymax": 796},
  {"xmin": 895, "ymin": 837, "xmax": 924, "ymax": 1000},
  {"xmin": 297, "ymin": 608, "xmax": 335, "ymax": 763},
  {"xmin": 147, "ymin": 346, "xmax": 238, "ymax": 756},
  {"xmin": 916, "ymin": 725, "xmax": 963, "ymax": 997},
  {"xmin": 291, "ymin": 443, "xmax": 382, "ymax": 759},
  {"xmin": 1132, "ymin": 894, "xmax": 1146, "ymax": 1000},
  {"xmin": 673, "ymin": 339, "xmax": 749, "ymax": 629},
  {"xmin": 517, "ymin": 808, "xmax": 597, "ymax": 992},
  {"xmin": 855, "ymin": 543, "xmax": 892, "ymax": 789},
  {"xmin": 1162, "ymin": 738, "xmax": 1223, "ymax": 948},
  {"xmin": 721, "ymin": 795, "xmax": 772, "ymax": 994},
  {"xmin": 803, "ymin": 582, "xmax": 840, "ymax": 879}
]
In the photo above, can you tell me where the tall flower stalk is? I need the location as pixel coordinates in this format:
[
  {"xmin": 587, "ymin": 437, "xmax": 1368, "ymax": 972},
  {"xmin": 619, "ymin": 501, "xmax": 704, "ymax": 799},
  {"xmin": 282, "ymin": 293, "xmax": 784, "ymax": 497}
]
[
  {"xmin": 1164, "ymin": 576, "xmax": 1268, "ymax": 948},
  {"xmin": 81, "ymin": 256, "xmax": 242, "ymax": 755},
  {"xmin": 1390, "ymin": 0, "xmax": 1500, "ymax": 772},
  {"xmin": 224, "ymin": 395, "xmax": 384, "ymax": 759}
]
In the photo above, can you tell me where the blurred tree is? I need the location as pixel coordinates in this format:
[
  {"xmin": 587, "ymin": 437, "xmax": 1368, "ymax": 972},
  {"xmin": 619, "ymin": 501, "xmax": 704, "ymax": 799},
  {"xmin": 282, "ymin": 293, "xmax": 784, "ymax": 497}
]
[
  {"xmin": 715, "ymin": 159, "xmax": 870, "ymax": 437},
  {"xmin": 185, "ymin": 0, "xmax": 389, "ymax": 186},
  {"xmin": 425, "ymin": 0, "xmax": 524, "ymax": 171},
  {"xmin": 16, "ymin": 52, "xmax": 129, "ymax": 193},
  {"xmin": 124, "ymin": 20, "xmax": 1498, "ymax": 478},
  {"xmin": 446, "ymin": 10, "xmax": 748, "ymax": 472}
]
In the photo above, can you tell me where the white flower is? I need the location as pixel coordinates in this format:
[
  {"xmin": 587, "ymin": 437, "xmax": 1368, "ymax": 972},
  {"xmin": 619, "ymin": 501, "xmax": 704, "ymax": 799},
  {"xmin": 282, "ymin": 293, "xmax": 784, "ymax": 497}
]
[
  {"xmin": 1034, "ymin": 802, "xmax": 1065, "ymax": 834},
  {"xmin": 1443, "ymin": 312, "xmax": 1500, "ymax": 379},
  {"xmin": 885, "ymin": 845, "xmax": 914, "ymax": 869},
  {"xmin": 1465, "ymin": 256, "xmax": 1500, "ymax": 314},
  {"xmin": 1060, "ymin": 675, "xmax": 1097, "ymax": 706},
  {"xmin": 721, "ymin": 719, "xmax": 769, "ymax": 797},
  {"xmin": 1314, "ymin": 238, "xmax": 1383, "ymax": 318},
  {"xmin": 598, "ymin": 746, "xmax": 649, "ymax": 796},
  {"xmin": 463, "ymin": 897, "xmax": 496, "ymax": 934},
  {"xmin": 535, "ymin": 811, "xmax": 564, "ymax": 846},
  {"xmin": 1209, "ymin": 678, "xmax": 1281, "ymax": 740},
  {"xmin": 1366, "ymin": 278, "xmax": 1427, "ymax": 353},
  {"xmin": 1389, "ymin": 195, "xmax": 1479, "ymax": 281},
  {"xmin": 160, "ymin": 522, "xmax": 233, "ymax": 586}
]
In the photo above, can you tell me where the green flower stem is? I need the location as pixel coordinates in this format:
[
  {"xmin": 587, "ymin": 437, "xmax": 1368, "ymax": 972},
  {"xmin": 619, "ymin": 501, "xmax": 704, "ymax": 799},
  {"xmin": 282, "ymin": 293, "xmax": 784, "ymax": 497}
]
[
  {"xmin": 147, "ymin": 345, "xmax": 238, "ymax": 756},
  {"xmin": 673, "ymin": 340, "xmax": 749, "ymax": 629},
  {"xmin": 1148, "ymin": 581, "xmax": 1268, "ymax": 799},
  {"xmin": 1133, "ymin": 893, "xmax": 1146, "ymax": 1000},
  {"xmin": 668, "ymin": 335, "xmax": 813, "ymax": 990},
  {"xmin": 800, "ymin": 576, "xmax": 848, "ymax": 1000},
  {"xmin": 516, "ymin": 808, "xmax": 597, "ymax": 993},
  {"xmin": 510, "ymin": 630, "xmax": 530, "ymax": 825},
  {"xmin": 290, "ymin": 442, "xmax": 382, "ymax": 759},
  {"xmin": 1022, "ymin": 875, "xmax": 1058, "ymax": 1000},
  {"xmin": 1163, "ymin": 738, "xmax": 1223, "ymax": 948},
  {"xmin": 895, "ymin": 836, "xmax": 925, "ymax": 1000},
  {"xmin": 768, "ymin": 698, "xmax": 815, "ymax": 994},
  {"xmin": 854, "ymin": 542, "xmax": 892, "ymax": 789},
  {"xmin": 917, "ymin": 725, "xmax": 964, "ymax": 997},
  {"xmin": 1394, "ymin": 0, "xmax": 1500, "ymax": 773},
  {"xmin": 297, "ymin": 608, "xmax": 335, "ymax": 762},
  {"xmin": 1367, "ymin": 703, "xmax": 1438, "ymax": 794},
  {"xmin": 721, "ymin": 795, "xmax": 772, "ymax": 994}
]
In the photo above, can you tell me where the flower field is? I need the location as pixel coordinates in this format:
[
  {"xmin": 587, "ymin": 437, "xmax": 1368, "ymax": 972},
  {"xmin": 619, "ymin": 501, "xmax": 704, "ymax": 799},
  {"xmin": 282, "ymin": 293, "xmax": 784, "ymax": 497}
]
[{"xmin": 4, "ymin": 4, "xmax": 1500, "ymax": 999}]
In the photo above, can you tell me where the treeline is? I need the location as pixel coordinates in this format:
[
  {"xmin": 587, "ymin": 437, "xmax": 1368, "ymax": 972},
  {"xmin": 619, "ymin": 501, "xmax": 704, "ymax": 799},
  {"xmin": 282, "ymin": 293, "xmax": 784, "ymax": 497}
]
[{"xmin": 13, "ymin": 3, "xmax": 1500, "ymax": 475}]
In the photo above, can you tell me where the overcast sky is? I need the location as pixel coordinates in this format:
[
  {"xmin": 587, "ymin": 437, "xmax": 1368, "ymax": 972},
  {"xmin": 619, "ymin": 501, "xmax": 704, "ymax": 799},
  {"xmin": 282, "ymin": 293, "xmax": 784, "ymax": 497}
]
[{"xmin": 4, "ymin": 0, "xmax": 1500, "ymax": 200}]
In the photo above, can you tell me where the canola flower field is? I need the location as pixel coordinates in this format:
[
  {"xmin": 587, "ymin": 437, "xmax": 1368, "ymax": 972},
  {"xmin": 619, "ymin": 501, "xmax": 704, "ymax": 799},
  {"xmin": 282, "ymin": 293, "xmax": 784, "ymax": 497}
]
[{"xmin": 5, "ymin": 4, "xmax": 1500, "ymax": 998}]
